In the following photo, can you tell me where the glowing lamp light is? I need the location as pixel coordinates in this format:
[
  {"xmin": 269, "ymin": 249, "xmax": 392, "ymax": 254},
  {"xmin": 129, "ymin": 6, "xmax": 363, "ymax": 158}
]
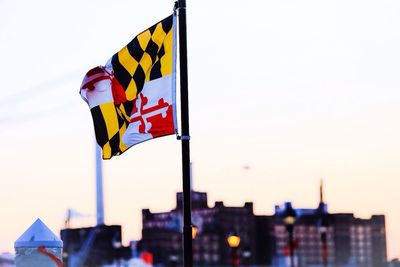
[
  {"xmin": 192, "ymin": 225, "xmax": 198, "ymax": 239},
  {"xmin": 227, "ymin": 234, "xmax": 241, "ymax": 248},
  {"xmin": 284, "ymin": 215, "xmax": 296, "ymax": 226},
  {"xmin": 283, "ymin": 202, "xmax": 297, "ymax": 226}
]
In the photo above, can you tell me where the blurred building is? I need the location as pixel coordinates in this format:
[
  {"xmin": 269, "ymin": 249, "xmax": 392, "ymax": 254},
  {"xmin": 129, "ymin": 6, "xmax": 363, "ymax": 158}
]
[
  {"xmin": 140, "ymin": 189, "xmax": 387, "ymax": 267},
  {"xmin": 61, "ymin": 224, "xmax": 131, "ymax": 267},
  {"xmin": 388, "ymin": 259, "xmax": 400, "ymax": 267},
  {"xmin": 0, "ymin": 253, "xmax": 14, "ymax": 267},
  {"xmin": 272, "ymin": 205, "xmax": 387, "ymax": 267},
  {"xmin": 141, "ymin": 191, "xmax": 256, "ymax": 266}
]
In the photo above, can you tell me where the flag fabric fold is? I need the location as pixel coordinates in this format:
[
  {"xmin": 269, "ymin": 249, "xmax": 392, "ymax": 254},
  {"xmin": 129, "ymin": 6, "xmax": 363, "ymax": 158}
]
[{"xmin": 80, "ymin": 15, "xmax": 177, "ymax": 159}]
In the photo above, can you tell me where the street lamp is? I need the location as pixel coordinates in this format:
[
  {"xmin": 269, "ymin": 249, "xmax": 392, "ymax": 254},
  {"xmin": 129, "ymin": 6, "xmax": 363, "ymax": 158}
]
[
  {"xmin": 112, "ymin": 235, "xmax": 122, "ymax": 266},
  {"xmin": 283, "ymin": 203, "xmax": 297, "ymax": 267},
  {"xmin": 227, "ymin": 232, "xmax": 240, "ymax": 267},
  {"xmin": 169, "ymin": 254, "xmax": 178, "ymax": 267},
  {"xmin": 191, "ymin": 225, "xmax": 198, "ymax": 239},
  {"xmin": 191, "ymin": 225, "xmax": 198, "ymax": 265},
  {"xmin": 242, "ymin": 250, "xmax": 251, "ymax": 267},
  {"xmin": 318, "ymin": 215, "xmax": 329, "ymax": 267}
]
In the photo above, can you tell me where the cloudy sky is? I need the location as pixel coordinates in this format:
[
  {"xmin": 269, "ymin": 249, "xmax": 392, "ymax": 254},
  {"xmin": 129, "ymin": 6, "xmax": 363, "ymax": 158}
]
[{"xmin": 0, "ymin": 0, "xmax": 399, "ymax": 259}]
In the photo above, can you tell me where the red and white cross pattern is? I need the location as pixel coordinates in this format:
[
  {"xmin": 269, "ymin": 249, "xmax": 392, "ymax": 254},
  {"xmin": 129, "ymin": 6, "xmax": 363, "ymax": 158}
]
[{"xmin": 122, "ymin": 76, "xmax": 175, "ymax": 146}]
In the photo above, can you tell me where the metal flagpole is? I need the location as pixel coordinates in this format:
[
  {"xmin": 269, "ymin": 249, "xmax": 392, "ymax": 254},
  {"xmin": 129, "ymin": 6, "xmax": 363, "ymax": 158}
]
[{"xmin": 176, "ymin": 0, "xmax": 193, "ymax": 266}]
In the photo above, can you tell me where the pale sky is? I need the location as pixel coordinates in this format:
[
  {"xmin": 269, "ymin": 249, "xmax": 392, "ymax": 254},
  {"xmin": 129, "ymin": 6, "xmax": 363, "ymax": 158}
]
[{"xmin": 0, "ymin": 0, "xmax": 399, "ymax": 260}]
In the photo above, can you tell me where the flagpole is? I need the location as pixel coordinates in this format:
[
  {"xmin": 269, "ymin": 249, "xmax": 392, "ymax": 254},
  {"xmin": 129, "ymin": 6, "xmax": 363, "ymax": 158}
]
[{"xmin": 177, "ymin": 0, "xmax": 193, "ymax": 266}]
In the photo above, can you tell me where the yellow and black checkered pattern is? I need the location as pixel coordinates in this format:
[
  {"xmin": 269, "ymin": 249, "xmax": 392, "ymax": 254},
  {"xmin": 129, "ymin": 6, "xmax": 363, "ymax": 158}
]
[
  {"xmin": 91, "ymin": 101, "xmax": 133, "ymax": 159},
  {"xmin": 111, "ymin": 14, "xmax": 174, "ymax": 101},
  {"xmin": 92, "ymin": 15, "xmax": 174, "ymax": 159}
]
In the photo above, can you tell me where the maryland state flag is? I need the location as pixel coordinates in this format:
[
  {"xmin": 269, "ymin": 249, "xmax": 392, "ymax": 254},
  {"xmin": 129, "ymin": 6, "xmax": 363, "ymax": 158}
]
[{"xmin": 80, "ymin": 15, "xmax": 177, "ymax": 159}]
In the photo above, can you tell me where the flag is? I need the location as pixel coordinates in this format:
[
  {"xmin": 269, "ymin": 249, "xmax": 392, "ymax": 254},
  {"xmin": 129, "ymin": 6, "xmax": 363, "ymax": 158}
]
[{"xmin": 80, "ymin": 15, "xmax": 177, "ymax": 159}]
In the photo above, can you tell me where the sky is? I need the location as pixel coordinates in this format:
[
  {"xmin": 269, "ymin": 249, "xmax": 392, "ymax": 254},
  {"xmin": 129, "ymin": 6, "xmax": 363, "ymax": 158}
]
[{"xmin": 0, "ymin": 0, "xmax": 399, "ymax": 260}]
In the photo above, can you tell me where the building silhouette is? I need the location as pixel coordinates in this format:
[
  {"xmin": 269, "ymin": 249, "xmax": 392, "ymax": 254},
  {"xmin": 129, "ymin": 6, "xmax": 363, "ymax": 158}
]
[
  {"xmin": 60, "ymin": 185, "xmax": 387, "ymax": 267},
  {"xmin": 0, "ymin": 253, "xmax": 14, "ymax": 267},
  {"xmin": 61, "ymin": 224, "xmax": 131, "ymax": 266},
  {"xmin": 140, "ymin": 188, "xmax": 387, "ymax": 267},
  {"xmin": 141, "ymin": 191, "xmax": 256, "ymax": 266}
]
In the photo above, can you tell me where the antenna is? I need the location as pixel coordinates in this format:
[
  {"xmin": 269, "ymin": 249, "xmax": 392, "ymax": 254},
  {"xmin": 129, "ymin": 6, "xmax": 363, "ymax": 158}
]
[{"xmin": 320, "ymin": 178, "xmax": 324, "ymax": 204}]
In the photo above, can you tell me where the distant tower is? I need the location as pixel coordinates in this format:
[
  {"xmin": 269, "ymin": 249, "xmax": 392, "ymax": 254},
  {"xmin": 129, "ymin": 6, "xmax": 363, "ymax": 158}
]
[
  {"xmin": 318, "ymin": 178, "xmax": 328, "ymax": 213},
  {"xmin": 96, "ymin": 144, "xmax": 105, "ymax": 225},
  {"xmin": 320, "ymin": 178, "xmax": 324, "ymax": 204}
]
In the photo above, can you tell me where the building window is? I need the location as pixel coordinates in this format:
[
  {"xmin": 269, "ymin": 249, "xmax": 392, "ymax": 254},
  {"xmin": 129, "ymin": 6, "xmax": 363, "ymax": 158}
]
[{"xmin": 212, "ymin": 254, "xmax": 219, "ymax": 262}]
